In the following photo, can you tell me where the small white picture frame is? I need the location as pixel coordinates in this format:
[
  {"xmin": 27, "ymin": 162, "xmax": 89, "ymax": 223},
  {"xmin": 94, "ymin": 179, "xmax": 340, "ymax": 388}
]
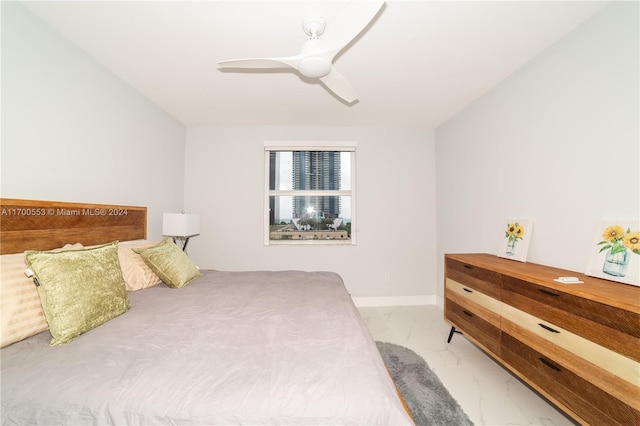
[
  {"xmin": 585, "ymin": 220, "xmax": 639, "ymax": 287},
  {"xmin": 497, "ymin": 219, "xmax": 533, "ymax": 262}
]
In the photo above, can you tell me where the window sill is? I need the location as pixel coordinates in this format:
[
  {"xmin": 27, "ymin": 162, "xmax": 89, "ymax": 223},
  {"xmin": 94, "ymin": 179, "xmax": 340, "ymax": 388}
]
[{"xmin": 266, "ymin": 240, "xmax": 354, "ymax": 246}]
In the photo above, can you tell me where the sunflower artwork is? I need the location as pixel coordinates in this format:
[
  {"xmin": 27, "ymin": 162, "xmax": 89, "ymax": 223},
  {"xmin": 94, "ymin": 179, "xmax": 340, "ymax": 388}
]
[
  {"xmin": 586, "ymin": 221, "xmax": 640, "ymax": 287},
  {"xmin": 497, "ymin": 219, "xmax": 533, "ymax": 262}
]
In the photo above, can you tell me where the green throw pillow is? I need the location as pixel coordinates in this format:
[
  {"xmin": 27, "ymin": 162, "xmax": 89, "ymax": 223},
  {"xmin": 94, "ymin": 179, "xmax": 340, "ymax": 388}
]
[
  {"xmin": 25, "ymin": 242, "xmax": 130, "ymax": 346},
  {"xmin": 133, "ymin": 237, "xmax": 201, "ymax": 288}
]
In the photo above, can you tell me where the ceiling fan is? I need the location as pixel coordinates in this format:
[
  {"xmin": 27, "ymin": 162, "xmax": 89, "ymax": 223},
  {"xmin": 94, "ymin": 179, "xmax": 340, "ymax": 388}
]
[{"xmin": 217, "ymin": 1, "xmax": 384, "ymax": 104}]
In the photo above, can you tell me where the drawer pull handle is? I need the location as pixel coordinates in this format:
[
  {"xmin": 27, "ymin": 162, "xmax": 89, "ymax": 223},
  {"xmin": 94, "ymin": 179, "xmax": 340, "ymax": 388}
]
[
  {"xmin": 463, "ymin": 264, "xmax": 473, "ymax": 269},
  {"xmin": 539, "ymin": 357, "xmax": 561, "ymax": 372},
  {"xmin": 463, "ymin": 310, "xmax": 473, "ymax": 317},
  {"xmin": 538, "ymin": 323, "xmax": 560, "ymax": 333},
  {"xmin": 463, "ymin": 288, "xmax": 473, "ymax": 293},
  {"xmin": 539, "ymin": 289, "xmax": 560, "ymax": 297}
]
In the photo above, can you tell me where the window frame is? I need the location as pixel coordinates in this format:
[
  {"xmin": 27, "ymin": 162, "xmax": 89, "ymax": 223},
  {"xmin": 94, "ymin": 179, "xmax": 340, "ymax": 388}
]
[{"xmin": 264, "ymin": 141, "xmax": 357, "ymax": 246}]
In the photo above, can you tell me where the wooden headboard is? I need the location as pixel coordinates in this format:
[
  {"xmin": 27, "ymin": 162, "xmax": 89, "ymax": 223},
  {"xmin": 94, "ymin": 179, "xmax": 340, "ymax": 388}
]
[{"xmin": 0, "ymin": 199, "xmax": 147, "ymax": 254}]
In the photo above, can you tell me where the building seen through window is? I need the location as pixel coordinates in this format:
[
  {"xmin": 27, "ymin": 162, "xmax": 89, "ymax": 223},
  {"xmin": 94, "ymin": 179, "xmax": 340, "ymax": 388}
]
[
  {"xmin": 266, "ymin": 148, "xmax": 354, "ymax": 244},
  {"xmin": 292, "ymin": 151, "xmax": 341, "ymax": 219}
]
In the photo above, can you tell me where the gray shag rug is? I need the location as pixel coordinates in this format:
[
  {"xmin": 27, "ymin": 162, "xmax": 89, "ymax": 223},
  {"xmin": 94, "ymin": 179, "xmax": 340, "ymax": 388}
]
[{"xmin": 376, "ymin": 341, "xmax": 474, "ymax": 426}]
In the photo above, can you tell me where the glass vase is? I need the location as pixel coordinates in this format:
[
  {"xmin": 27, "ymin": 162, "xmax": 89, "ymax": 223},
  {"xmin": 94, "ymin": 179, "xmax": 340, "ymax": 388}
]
[
  {"xmin": 506, "ymin": 239, "xmax": 517, "ymax": 256},
  {"xmin": 602, "ymin": 249, "xmax": 629, "ymax": 277}
]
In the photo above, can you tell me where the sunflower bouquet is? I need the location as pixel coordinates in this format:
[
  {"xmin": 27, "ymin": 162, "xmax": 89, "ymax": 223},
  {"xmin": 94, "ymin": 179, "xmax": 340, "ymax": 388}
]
[
  {"xmin": 503, "ymin": 222, "xmax": 525, "ymax": 256},
  {"xmin": 505, "ymin": 222, "xmax": 525, "ymax": 243},
  {"xmin": 597, "ymin": 225, "xmax": 640, "ymax": 255}
]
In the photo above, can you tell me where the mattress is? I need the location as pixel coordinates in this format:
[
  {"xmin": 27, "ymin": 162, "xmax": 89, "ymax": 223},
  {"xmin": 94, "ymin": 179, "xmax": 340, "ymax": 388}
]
[{"xmin": 1, "ymin": 270, "xmax": 413, "ymax": 425}]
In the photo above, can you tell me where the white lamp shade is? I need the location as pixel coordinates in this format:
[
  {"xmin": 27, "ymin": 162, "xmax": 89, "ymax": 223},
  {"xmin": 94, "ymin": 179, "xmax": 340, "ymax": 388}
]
[{"xmin": 163, "ymin": 213, "xmax": 200, "ymax": 237}]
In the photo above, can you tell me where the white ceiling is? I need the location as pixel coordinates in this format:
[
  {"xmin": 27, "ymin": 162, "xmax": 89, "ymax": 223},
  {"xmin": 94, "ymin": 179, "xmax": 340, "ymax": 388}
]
[{"xmin": 22, "ymin": 0, "xmax": 610, "ymax": 129}]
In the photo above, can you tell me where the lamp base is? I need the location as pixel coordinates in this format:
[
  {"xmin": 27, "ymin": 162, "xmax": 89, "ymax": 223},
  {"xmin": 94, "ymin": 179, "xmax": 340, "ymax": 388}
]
[{"xmin": 171, "ymin": 236, "xmax": 191, "ymax": 252}]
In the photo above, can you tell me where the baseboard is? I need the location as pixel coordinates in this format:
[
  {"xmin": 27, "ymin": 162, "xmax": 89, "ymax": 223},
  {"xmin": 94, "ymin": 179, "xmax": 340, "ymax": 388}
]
[{"xmin": 352, "ymin": 295, "xmax": 436, "ymax": 307}]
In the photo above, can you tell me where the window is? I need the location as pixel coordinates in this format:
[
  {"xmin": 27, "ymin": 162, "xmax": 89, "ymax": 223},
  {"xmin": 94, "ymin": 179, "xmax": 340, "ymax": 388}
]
[{"xmin": 264, "ymin": 141, "xmax": 356, "ymax": 245}]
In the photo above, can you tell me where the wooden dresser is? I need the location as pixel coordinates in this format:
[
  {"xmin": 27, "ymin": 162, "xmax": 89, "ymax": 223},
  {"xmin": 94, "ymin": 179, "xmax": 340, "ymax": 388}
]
[{"xmin": 444, "ymin": 253, "xmax": 640, "ymax": 426}]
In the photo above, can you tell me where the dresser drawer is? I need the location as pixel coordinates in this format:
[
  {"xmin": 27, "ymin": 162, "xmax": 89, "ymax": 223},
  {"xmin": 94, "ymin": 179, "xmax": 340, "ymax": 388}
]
[
  {"xmin": 502, "ymin": 276, "xmax": 640, "ymax": 361},
  {"xmin": 502, "ymin": 304, "xmax": 640, "ymax": 392},
  {"xmin": 446, "ymin": 257, "xmax": 501, "ymax": 299},
  {"xmin": 502, "ymin": 332, "xmax": 640, "ymax": 426},
  {"xmin": 445, "ymin": 298, "xmax": 500, "ymax": 355},
  {"xmin": 446, "ymin": 278, "xmax": 501, "ymax": 327}
]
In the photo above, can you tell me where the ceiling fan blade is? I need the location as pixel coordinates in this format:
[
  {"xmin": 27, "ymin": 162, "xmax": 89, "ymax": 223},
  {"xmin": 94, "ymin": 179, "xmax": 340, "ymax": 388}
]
[
  {"xmin": 319, "ymin": 67, "xmax": 358, "ymax": 103},
  {"xmin": 218, "ymin": 57, "xmax": 299, "ymax": 70},
  {"xmin": 315, "ymin": 0, "xmax": 384, "ymax": 58}
]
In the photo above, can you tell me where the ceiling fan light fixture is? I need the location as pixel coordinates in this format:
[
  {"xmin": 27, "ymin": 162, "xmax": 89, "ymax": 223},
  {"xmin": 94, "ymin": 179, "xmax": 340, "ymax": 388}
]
[{"xmin": 298, "ymin": 56, "xmax": 331, "ymax": 78}]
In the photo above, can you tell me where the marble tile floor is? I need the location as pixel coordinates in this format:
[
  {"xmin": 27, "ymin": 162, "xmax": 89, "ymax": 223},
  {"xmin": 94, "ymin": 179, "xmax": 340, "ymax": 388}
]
[{"xmin": 358, "ymin": 305, "xmax": 577, "ymax": 426}]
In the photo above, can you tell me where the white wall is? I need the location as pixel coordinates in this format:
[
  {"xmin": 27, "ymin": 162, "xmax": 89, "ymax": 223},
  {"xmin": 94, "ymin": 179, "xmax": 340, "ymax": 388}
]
[
  {"xmin": 0, "ymin": 2, "xmax": 186, "ymax": 239},
  {"xmin": 184, "ymin": 127, "xmax": 436, "ymax": 298},
  {"xmin": 435, "ymin": 2, "xmax": 639, "ymax": 300}
]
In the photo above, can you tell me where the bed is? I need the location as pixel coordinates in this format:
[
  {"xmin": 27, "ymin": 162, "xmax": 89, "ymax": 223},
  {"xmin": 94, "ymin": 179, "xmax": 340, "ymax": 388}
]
[{"xmin": 0, "ymin": 198, "xmax": 413, "ymax": 425}]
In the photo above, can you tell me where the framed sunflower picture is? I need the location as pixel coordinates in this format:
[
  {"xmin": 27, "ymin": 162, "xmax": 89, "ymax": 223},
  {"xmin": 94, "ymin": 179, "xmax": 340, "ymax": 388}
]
[
  {"xmin": 497, "ymin": 219, "xmax": 533, "ymax": 262},
  {"xmin": 586, "ymin": 220, "xmax": 639, "ymax": 287}
]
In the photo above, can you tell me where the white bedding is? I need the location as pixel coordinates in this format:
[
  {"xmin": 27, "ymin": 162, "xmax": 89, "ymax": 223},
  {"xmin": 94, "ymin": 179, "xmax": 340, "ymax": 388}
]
[{"xmin": 1, "ymin": 270, "xmax": 413, "ymax": 425}]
